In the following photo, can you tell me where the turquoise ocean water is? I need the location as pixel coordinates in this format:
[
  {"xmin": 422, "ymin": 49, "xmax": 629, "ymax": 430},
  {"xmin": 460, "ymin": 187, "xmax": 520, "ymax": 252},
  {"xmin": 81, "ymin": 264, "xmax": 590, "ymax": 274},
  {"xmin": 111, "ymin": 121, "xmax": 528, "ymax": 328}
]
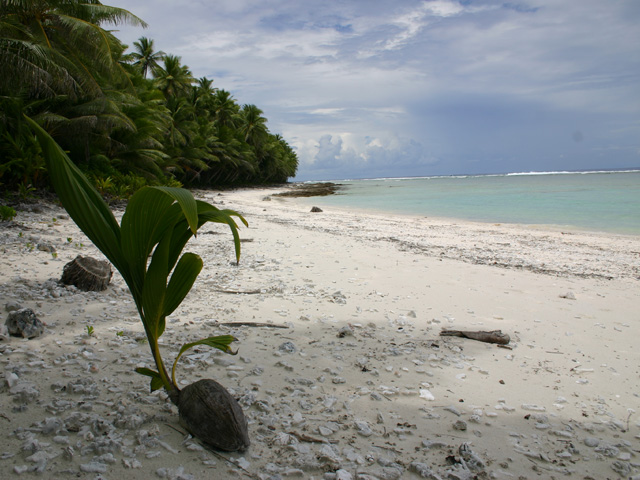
[{"xmin": 301, "ymin": 171, "xmax": 640, "ymax": 235}]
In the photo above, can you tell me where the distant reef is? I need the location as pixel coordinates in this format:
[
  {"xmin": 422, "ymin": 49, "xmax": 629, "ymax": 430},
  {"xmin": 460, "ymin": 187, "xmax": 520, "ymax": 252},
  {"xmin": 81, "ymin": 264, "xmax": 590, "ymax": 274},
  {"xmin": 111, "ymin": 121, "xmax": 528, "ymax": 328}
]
[{"xmin": 273, "ymin": 182, "xmax": 342, "ymax": 198}]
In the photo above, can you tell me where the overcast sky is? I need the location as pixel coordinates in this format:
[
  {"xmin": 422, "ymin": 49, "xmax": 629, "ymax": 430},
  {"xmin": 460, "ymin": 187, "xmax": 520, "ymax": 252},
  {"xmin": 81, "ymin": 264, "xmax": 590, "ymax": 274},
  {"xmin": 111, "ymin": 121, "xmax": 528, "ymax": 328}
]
[{"xmin": 108, "ymin": 0, "xmax": 640, "ymax": 181}]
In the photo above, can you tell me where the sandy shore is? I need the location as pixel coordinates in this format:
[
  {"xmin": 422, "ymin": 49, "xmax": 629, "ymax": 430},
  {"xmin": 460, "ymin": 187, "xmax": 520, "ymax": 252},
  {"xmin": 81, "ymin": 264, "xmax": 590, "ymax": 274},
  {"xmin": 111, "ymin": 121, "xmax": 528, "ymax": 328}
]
[{"xmin": 1, "ymin": 187, "xmax": 639, "ymax": 480}]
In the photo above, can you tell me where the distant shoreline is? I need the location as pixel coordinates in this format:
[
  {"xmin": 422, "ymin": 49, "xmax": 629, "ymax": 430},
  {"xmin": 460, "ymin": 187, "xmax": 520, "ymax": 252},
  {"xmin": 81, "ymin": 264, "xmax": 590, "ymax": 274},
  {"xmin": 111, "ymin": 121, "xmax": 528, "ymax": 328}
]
[{"xmin": 294, "ymin": 167, "xmax": 640, "ymax": 183}]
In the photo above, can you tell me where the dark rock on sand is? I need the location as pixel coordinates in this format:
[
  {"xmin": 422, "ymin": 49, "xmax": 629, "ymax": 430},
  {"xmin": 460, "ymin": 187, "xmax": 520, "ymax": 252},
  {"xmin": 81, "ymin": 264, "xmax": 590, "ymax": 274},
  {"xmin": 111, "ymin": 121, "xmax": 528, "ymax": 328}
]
[{"xmin": 6, "ymin": 308, "xmax": 44, "ymax": 338}]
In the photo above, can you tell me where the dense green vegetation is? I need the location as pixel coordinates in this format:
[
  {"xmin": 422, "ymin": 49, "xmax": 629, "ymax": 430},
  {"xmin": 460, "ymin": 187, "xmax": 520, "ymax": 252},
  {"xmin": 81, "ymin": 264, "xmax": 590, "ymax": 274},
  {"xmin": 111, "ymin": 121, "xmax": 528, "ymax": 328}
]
[{"xmin": 0, "ymin": 0, "xmax": 298, "ymax": 200}]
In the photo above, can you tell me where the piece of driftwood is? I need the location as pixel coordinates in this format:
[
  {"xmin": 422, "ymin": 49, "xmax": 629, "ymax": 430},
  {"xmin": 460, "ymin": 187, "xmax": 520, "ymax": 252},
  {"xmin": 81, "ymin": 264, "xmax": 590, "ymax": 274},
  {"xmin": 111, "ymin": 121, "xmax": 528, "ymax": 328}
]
[
  {"xmin": 61, "ymin": 255, "xmax": 112, "ymax": 291},
  {"xmin": 178, "ymin": 379, "xmax": 250, "ymax": 452},
  {"xmin": 287, "ymin": 431, "xmax": 337, "ymax": 444},
  {"xmin": 213, "ymin": 288, "xmax": 262, "ymax": 295},
  {"xmin": 217, "ymin": 322, "xmax": 289, "ymax": 329},
  {"xmin": 440, "ymin": 329, "xmax": 510, "ymax": 345}
]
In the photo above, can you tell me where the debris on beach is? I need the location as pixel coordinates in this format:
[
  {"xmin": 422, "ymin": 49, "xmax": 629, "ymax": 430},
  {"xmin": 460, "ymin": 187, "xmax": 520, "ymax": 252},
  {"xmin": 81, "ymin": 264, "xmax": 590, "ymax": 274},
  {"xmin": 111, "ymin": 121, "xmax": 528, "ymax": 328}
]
[
  {"xmin": 61, "ymin": 255, "xmax": 113, "ymax": 292},
  {"xmin": 439, "ymin": 329, "xmax": 511, "ymax": 345}
]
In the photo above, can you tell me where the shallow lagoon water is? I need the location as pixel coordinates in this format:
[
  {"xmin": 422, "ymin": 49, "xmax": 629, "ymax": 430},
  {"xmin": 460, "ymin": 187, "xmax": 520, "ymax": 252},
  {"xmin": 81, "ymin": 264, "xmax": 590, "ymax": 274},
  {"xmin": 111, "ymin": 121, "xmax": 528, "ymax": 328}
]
[{"xmin": 303, "ymin": 171, "xmax": 640, "ymax": 235}]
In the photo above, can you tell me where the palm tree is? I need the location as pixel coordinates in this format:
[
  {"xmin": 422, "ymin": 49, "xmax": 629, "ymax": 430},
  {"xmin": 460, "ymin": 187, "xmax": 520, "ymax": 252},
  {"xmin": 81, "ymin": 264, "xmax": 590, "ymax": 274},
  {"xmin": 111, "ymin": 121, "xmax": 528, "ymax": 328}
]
[
  {"xmin": 238, "ymin": 104, "xmax": 268, "ymax": 147},
  {"xmin": 212, "ymin": 89, "xmax": 239, "ymax": 129},
  {"xmin": 130, "ymin": 36, "xmax": 164, "ymax": 78},
  {"xmin": 192, "ymin": 77, "xmax": 216, "ymax": 114},
  {"xmin": 0, "ymin": 0, "xmax": 146, "ymax": 99},
  {"xmin": 0, "ymin": 0, "xmax": 147, "ymax": 189},
  {"xmin": 196, "ymin": 77, "xmax": 215, "ymax": 97},
  {"xmin": 154, "ymin": 54, "xmax": 194, "ymax": 98}
]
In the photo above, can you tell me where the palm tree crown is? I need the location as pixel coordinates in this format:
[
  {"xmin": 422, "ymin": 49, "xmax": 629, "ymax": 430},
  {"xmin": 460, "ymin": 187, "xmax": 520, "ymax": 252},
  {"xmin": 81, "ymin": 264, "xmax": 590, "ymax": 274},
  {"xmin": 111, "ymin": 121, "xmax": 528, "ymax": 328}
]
[
  {"xmin": 154, "ymin": 54, "xmax": 194, "ymax": 98},
  {"xmin": 130, "ymin": 36, "xmax": 164, "ymax": 78}
]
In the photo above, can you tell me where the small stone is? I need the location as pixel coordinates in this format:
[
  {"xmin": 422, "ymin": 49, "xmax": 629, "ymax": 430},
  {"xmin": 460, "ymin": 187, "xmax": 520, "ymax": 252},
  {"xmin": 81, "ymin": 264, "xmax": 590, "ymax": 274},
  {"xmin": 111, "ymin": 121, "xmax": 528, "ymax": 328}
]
[
  {"xmin": 122, "ymin": 458, "xmax": 142, "ymax": 469},
  {"xmin": 37, "ymin": 243, "xmax": 56, "ymax": 253},
  {"xmin": 292, "ymin": 412, "xmax": 304, "ymax": 426},
  {"xmin": 584, "ymin": 437, "xmax": 600, "ymax": 447},
  {"xmin": 278, "ymin": 341, "xmax": 297, "ymax": 354},
  {"xmin": 5, "ymin": 308, "xmax": 44, "ymax": 338},
  {"xmin": 611, "ymin": 460, "xmax": 631, "ymax": 476},
  {"xmin": 310, "ymin": 206, "xmax": 323, "ymax": 212},
  {"xmin": 409, "ymin": 461, "xmax": 435, "ymax": 478},
  {"xmin": 334, "ymin": 469, "xmax": 353, "ymax": 480},
  {"xmin": 453, "ymin": 420, "xmax": 467, "ymax": 431},
  {"xmin": 354, "ymin": 420, "xmax": 374, "ymax": 437},
  {"xmin": 422, "ymin": 440, "xmax": 448, "ymax": 450},
  {"xmin": 559, "ymin": 291, "xmax": 576, "ymax": 300},
  {"xmin": 14, "ymin": 465, "xmax": 30, "ymax": 474},
  {"xmin": 5, "ymin": 372, "xmax": 19, "ymax": 388},
  {"xmin": 521, "ymin": 404, "xmax": 546, "ymax": 412},
  {"xmin": 331, "ymin": 291, "xmax": 347, "ymax": 304},
  {"xmin": 5, "ymin": 302, "xmax": 22, "ymax": 312},
  {"xmin": 595, "ymin": 444, "xmax": 619, "ymax": 457},
  {"xmin": 80, "ymin": 462, "xmax": 107, "ymax": 473},
  {"xmin": 337, "ymin": 325, "xmax": 354, "ymax": 338},
  {"xmin": 419, "ymin": 389, "xmax": 435, "ymax": 401},
  {"xmin": 10, "ymin": 382, "xmax": 40, "ymax": 403}
]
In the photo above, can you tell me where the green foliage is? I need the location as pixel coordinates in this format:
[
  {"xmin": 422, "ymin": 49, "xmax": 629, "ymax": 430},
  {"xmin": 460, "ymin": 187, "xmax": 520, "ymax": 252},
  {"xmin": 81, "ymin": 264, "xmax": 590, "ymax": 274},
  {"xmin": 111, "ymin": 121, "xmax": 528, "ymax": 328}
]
[
  {"xmin": 17, "ymin": 182, "xmax": 36, "ymax": 200},
  {"xmin": 27, "ymin": 115, "xmax": 248, "ymax": 395},
  {"xmin": 171, "ymin": 335, "xmax": 238, "ymax": 386},
  {"xmin": 0, "ymin": 205, "xmax": 16, "ymax": 221},
  {"xmin": 0, "ymin": 0, "xmax": 298, "ymax": 193},
  {"xmin": 86, "ymin": 325, "xmax": 94, "ymax": 336}
]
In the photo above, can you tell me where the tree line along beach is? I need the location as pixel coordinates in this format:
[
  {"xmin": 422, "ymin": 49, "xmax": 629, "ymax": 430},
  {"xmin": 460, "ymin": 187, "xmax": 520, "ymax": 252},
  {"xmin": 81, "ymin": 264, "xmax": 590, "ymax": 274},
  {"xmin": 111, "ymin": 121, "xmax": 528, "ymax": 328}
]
[{"xmin": 0, "ymin": 187, "xmax": 638, "ymax": 479}]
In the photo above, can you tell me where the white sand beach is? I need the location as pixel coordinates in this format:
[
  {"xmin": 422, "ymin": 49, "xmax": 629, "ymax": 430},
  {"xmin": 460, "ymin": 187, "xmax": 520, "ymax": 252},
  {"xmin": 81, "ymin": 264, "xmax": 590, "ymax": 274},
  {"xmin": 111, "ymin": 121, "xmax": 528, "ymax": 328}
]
[{"xmin": 1, "ymin": 187, "xmax": 639, "ymax": 479}]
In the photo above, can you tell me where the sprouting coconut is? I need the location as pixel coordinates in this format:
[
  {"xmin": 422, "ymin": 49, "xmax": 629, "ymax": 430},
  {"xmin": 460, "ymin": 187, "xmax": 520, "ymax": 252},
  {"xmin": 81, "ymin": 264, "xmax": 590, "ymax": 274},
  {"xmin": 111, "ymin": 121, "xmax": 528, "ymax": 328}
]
[{"xmin": 29, "ymin": 117, "xmax": 250, "ymax": 451}]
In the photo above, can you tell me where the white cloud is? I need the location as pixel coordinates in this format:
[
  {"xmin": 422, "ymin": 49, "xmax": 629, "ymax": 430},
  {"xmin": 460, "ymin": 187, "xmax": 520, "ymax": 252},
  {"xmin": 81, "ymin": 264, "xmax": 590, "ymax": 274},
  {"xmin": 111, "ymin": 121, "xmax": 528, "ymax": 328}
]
[{"xmin": 294, "ymin": 131, "xmax": 440, "ymax": 180}]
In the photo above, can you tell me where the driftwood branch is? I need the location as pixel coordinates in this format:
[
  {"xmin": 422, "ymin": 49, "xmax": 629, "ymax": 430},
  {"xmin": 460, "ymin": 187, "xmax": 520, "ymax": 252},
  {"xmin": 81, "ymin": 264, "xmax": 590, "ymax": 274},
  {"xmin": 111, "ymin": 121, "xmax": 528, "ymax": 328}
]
[
  {"xmin": 440, "ymin": 329, "xmax": 510, "ymax": 345},
  {"xmin": 217, "ymin": 322, "xmax": 289, "ymax": 329},
  {"xmin": 287, "ymin": 431, "xmax": 337, "ymax": 444},
  {"xmin": 213, "ymin": 289, "xmax": 262, "ymax": 295}
]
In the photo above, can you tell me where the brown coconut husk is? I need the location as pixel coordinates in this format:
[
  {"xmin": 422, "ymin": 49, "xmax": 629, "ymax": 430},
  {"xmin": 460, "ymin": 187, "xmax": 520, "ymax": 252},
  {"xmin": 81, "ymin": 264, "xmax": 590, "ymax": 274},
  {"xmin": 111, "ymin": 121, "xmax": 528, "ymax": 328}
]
[{"xmin": 177, "ymin": 379, "xmax": 250, "ymax": 452}]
